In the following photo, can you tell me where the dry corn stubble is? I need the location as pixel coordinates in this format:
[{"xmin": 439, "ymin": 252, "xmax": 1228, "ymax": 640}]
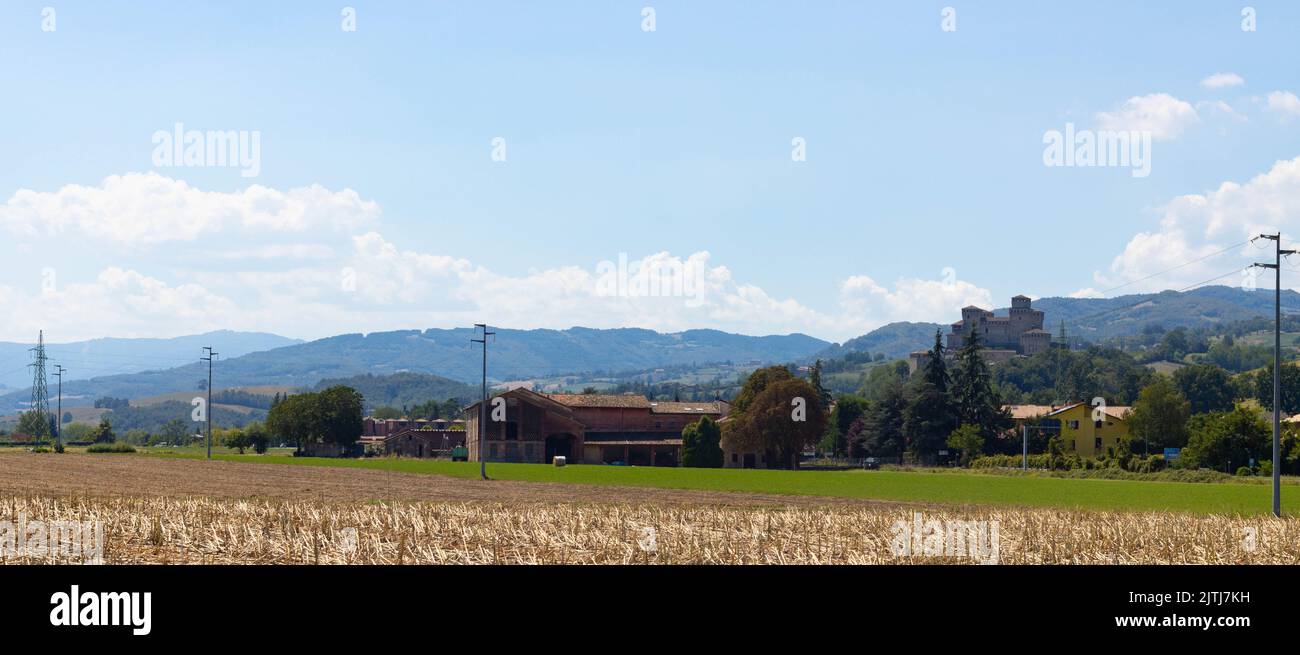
[{"xmin": 1, "ymin": 493, "xmax": 1296, "ymax": 564}]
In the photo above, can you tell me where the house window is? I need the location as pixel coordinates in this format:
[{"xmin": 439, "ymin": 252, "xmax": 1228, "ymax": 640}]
[
  {"xmin": 1068, "ymin": 420, "xmax": 1079, "ymax": 429},
  {"xmin": 1094, "ymin": 437, "xmax": 1102, "ymax": 450}
]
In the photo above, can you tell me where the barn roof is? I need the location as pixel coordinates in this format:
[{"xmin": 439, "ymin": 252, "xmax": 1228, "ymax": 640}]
[
  {"xmin": 648, "ymin": 401, "xmax": 724, "ymax": 414},
  {"xmin": 547, "ymin": 393, "xmax": 651, "ymax": 409}
]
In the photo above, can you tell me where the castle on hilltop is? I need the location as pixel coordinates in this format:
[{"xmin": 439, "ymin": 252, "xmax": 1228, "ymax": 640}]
[{"xmin": 909, "ymin": 295, "xmax": 1053, "ymax": 374}]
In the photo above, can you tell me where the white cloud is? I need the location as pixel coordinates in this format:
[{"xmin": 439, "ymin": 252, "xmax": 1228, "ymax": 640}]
[
  {"xmin": 1200, "ymin": 72, "xmax": 1245, "ymax": 89},
  {"xmin": 1095, "ymin": 93, "xmax": 1199, "ymax": 140},
  {"xmin": 0, "ymin": 268, "xmax": 241, "ymax": 340},
  {"xmin": 839, "ymin": 275, "xmax": 993, "ymax": 329},
  {"xmin": 1093, "ymin": 156, "xmax": 1300, "ymax": 293},
  {"xmin": 0, "ymin": 175, "xmax": 998, "ymax": 343},
  {"xmin": 1265, "ymin": 91, "xmax": 1300, "ymax": 119},
  {"xmin": 0, "ymin": 172, "xmax": 379, "ymax": 246},
  {"xmin": 1195, "ymin": 100, "xmax": 1247, "ymax": 122}
]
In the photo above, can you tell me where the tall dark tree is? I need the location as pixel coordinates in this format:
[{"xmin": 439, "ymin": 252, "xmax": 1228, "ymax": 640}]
[
  {"xmin": 921, "ymin": 329, "xmax": 949, "ymax": 393},
  {"xmin": 862, "ymin": 379, "xmax": 907, "ymax": 457},
  {"xmin": 903, "ymin": 330, "xmax": 957, "ymax": 461},
  {"xmin": 809, "ymin": 359, "xmax": 832, "ymax": 407},
  {"xmin": 826, "ymin": 394, "xmax": 869, "ymax": 457},
  {"xmin": 681, "ymin": 416, "xmax": 724, "ymax": 467},
  {"xmin": 950, "ymin": 328, "xmax": 1011, "ymax": 451}
]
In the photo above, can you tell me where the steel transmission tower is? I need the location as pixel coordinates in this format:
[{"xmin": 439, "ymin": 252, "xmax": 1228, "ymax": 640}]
[{"xmin": 28, "ymin": 331, "xmax": 51, "ymax": 438}]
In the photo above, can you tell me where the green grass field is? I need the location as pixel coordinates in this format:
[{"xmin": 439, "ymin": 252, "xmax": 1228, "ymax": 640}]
[{"xmin": 138, "ymin": 450, "xmax": 1299, "ymax": 515}]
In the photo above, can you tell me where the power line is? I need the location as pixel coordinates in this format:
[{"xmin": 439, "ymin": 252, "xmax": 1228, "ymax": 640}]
[
  {"xmin": 1093, "ymin": 239, "xmax": 1251, "ymax": 296},
  {"xmin": 1067, "ymin": 265, "xmax": 1250, "ymax": 329}
]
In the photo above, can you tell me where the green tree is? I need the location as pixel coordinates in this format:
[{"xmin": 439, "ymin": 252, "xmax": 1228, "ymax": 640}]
[
  {"xmin": 950, "ymin": 328, "xmax": 1011, "ymax": 452},
  {"xmin": 1171, "ymin": 364, "xmax": 1236, "ymax": 414},
  {"xmin": 16, "ymin": 410, "xmax": 51, "ymax": 438},
  {"xmin": 681, "ymin": 416, "xmax": 723, "ymax": 467},
  {"xmin": 267, "ymin": 393, "xmax": 313, "ymax": 451},
  {"xmin": 722, "ymin": 378, "xmax": 826, "ymax": 469},
  {"xmin": 861, "ymin": 378, "xmax": 907, "ymax": 457},
  {"xmin": 1181, "ymin": 407, "xmax": 1270, "ymax": 472},
  {"xmin": 946, "ymin": 424, "xmax": 983, "ymax": 466},
  {"xmin": 60, "ymin": 422, "xmax": 94, "ymax": 442},
  {"xmin": 316, "ymin": 385, "xmax": 365, "ymax": 446},
  {"xmin": 826, "ymin": 394, "xmax": 869, "ymax": 457},
  {"xmin": 89, "ymin": 418, "xmax": 116, "ymax": 444},
  {"xmin": 371, "ymin": 406, "xmax": 403, "ymax": 419},
  {"xmin": 160, "ymin": 418, "xmax": 189, "ymax": 443},
  {"xmin": 902, "ymin": 330, "xmax": 956, "ymax": 461},
  {"xmin": 731, "ymin": 365, "xmax": 795, "ymax": 415},
  {"xmin": 1127, "ymin": 377, "xmax": 1191, "ymax": 451},
  {"xmin": 809, "ymin": 359, "xmax": 831, "ymax": 407},
  {"xmin": 224, "ymin": 428, "xmax": 252, "ymax": 454},
  {"xmin": 1249, "ymin": 362, "xmax": 1300, "ymax": 414},
  {"xmin": 243, "ymin": 421, "xmax": 271, "ymax": 454}
]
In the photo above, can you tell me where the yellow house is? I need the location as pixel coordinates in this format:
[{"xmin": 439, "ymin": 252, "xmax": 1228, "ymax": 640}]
[{"xmin": 1044, "ymin": 402, "xmax": 1131, "ymax": 458}]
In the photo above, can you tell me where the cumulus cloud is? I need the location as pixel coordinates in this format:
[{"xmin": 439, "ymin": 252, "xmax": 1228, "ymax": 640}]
[
  {"xmin": 1095, "ymin": 93, "xmax": 1199, "ymax": 140},
  {"xmin": 0, "ymin": 172, "xmax": 379, "ymax": 246},
  {"xmin": 1265, "ymin": 91, "xmax": 1300, "ymax": 119},
  {"xmin": 1091, "ymin": 156, "xmax": 1300, "ymax": 293},
  {"xmin": 1200, "ymin": 72, "xmax": 1244, "ymax": 89},
  {"xmin": 0, "ymin": 175, "xmax": 996, "ymax": 342},
  {"xmin": 0, "ymin": 268, "xmax": 241, "ymax": 340}
]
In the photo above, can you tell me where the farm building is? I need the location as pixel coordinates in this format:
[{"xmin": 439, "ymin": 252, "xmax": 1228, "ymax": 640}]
[
  {"xmin": 463, "ymin": 388, "xmax": 728, "ymax": 465},
  {"xmin": 1043, "ymin": 402, "xmax": 1132, "ymax": 458},
  {"xmin": 383, "ymin": 427, "xmax": 466, "ymax": 458}
]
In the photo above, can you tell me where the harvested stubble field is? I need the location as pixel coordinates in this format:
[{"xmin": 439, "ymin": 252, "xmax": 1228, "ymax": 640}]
[
  {"xmin": 3, "ymin": 494, "xmax": 1299, "ymax": 564},
  {"xmin": 1, "ymin": 453, "xmax": 1298, "ymax": 564}
]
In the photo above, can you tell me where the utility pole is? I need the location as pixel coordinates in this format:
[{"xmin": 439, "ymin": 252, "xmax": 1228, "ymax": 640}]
[
  {"xmin": 201, "ymin": 347, "xmax": 217, "ymax": 460},
  {"xmin": 53, "ymin": 364, "xmax": 64, "ymax": 448},
  {"xmin": 1253, "ymin": 233, "xmax": 1293, "ymax": 518},
  {"xmin": 471, "ymin": 324, "xmax": 495, "ymax": 480}
]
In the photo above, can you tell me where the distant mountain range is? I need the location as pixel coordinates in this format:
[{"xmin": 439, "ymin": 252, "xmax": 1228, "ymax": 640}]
[
  {"xmin": 0, "ymin": 327, "xmax": 829, "ymax": 411},
  {"xmin": 0, "ymin": 331, "xmax": 302, "ymax": 391},
  {"xmin": 821, "ymin": 286, "xmax": 1300, "ymax": 361},
  {"xmin": 3, "ymin": 286, "xmax": 1294, "ymax": 413}
]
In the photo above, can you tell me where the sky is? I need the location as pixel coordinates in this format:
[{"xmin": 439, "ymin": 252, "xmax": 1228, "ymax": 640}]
[{"xmin": 2, "ymin": 0, "xmax": 1300, "ymax": 346}]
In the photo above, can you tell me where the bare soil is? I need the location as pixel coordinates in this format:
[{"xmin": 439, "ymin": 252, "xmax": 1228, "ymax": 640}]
[{"xmin": 0, "ymin": 452, "xmax": 886, "ymax": 508}]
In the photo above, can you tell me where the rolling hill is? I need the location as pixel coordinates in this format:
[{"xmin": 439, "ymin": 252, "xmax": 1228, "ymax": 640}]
[
  {"xmin": 0, "ymin": 330, "xmax": 302, "ymax": 390},
  {"xmin": 824, "ymin": 286, "xmax": 1300, "ymax": 361},
  {"xmin": 0, "ymin": 327, "xmax": 829, "ymax": 411}
]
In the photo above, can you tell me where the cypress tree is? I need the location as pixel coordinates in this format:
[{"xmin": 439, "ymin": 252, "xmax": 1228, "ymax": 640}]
[{"xmin": 951, "ymin": 327, "xmax": 1011, "ymax": 451}]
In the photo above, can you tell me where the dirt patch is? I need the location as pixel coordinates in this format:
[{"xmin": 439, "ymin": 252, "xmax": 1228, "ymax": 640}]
[{"xmin": 0, "ymin": 452, "xmax": 890, "ymax": 509}]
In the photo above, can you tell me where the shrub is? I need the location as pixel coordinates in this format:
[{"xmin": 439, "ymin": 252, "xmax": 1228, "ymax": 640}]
[
  {"xmin": 1235, "ymin": 466, "xmax": 1253, "ymax": 477},
  {"xmin": 86, "ymin": 442, "xmax": 136, "ymax": 454}
]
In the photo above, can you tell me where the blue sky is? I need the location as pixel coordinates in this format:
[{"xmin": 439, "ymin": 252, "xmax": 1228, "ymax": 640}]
[{"xmin": 2, "ymin": 1, "xmax": 1300, "ymax": 344}]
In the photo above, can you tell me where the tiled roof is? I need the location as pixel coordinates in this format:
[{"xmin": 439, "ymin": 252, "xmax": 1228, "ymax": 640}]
[
  {"xmin": 649, "ymin": 401, "xmax": 723, "ymax": 414},
  {"xmin": 1004, "ymin": 404, "xmax": 1056, "ymax": 419},
  {"xmin": 546, "ymin": 393, "xmax": 651, "ymax": 409},
  {"xmin": 1044, "ymin": 402, "xmax": 1132, "ymax": 420}
]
